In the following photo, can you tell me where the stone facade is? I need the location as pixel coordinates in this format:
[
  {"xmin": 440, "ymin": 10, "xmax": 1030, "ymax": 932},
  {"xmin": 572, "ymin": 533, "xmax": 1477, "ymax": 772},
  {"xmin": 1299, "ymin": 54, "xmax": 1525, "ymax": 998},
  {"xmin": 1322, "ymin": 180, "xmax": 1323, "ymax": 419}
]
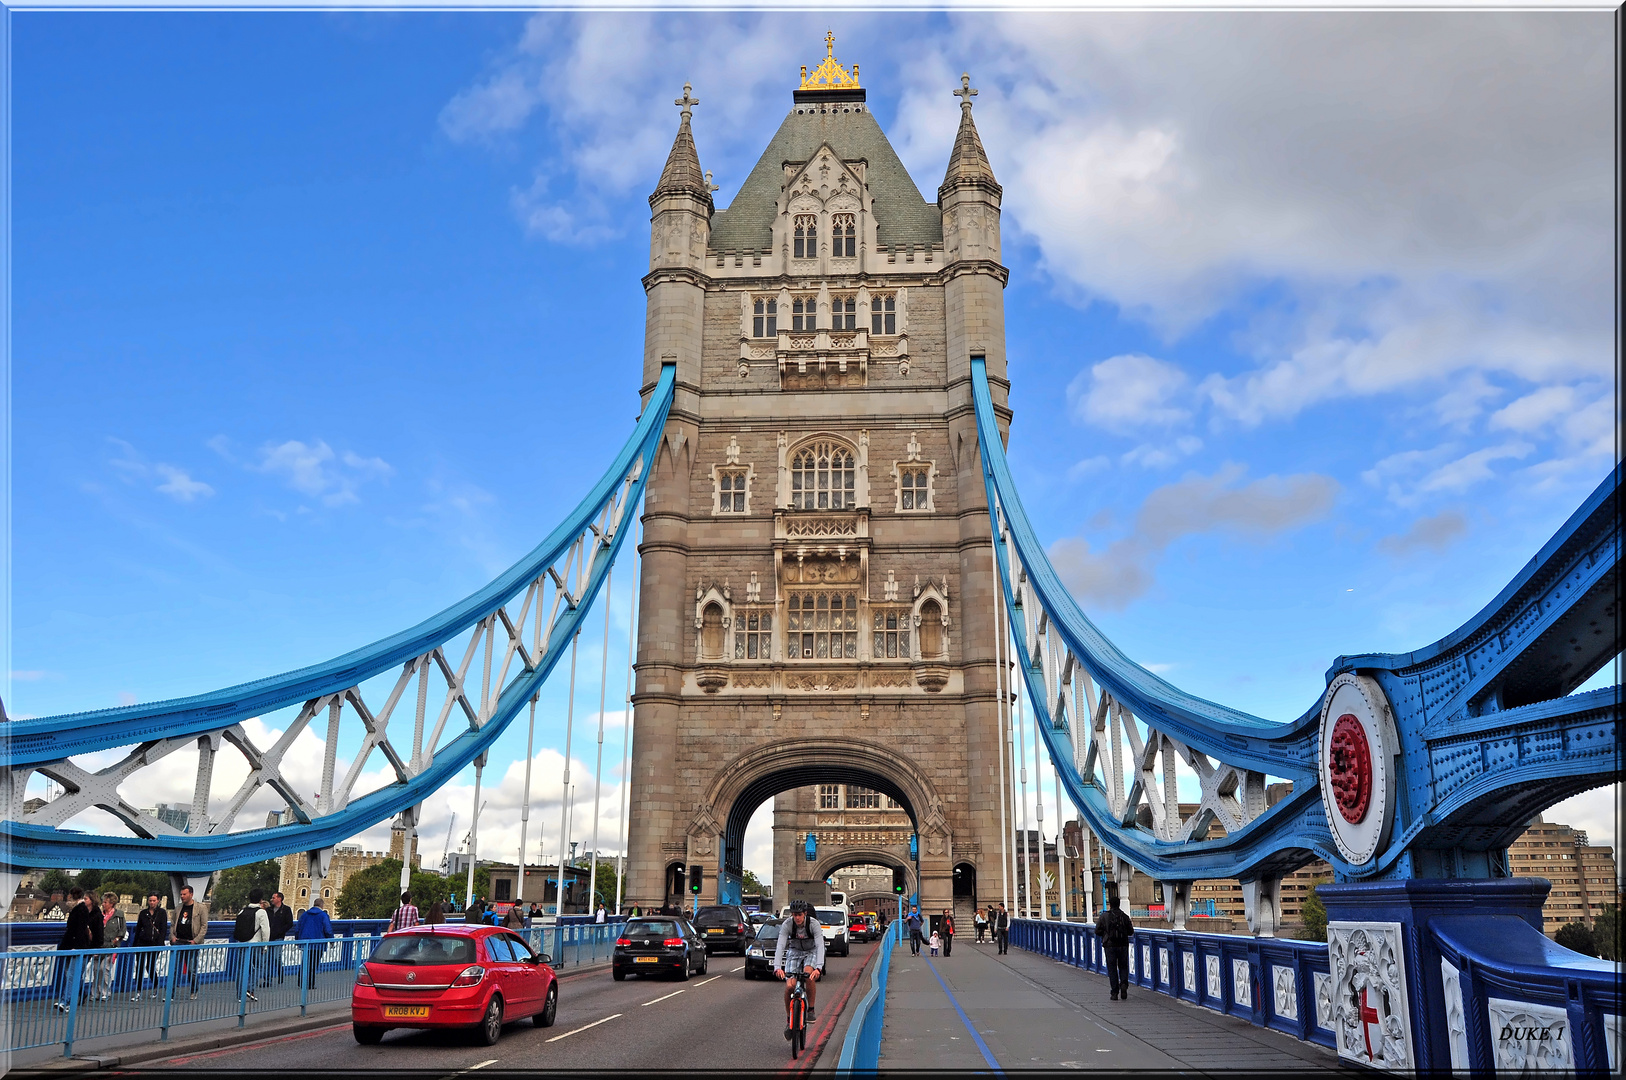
[{"xmin": 626, "ymin": 50, "xmax": 1012, "ymax": 916}]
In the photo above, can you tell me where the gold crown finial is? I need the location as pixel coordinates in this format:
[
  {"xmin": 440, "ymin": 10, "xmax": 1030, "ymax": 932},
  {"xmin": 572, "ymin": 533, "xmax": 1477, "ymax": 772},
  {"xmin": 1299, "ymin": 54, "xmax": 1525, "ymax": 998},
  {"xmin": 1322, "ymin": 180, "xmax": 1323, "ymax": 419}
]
[{"xmin": 799, "ymin": 33, "xmax": 860, "ymax": 92}]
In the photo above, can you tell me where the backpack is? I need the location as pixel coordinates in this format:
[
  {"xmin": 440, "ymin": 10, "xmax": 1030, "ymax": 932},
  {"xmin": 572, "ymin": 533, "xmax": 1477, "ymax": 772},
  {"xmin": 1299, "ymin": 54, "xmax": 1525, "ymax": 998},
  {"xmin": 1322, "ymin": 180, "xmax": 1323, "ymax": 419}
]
[{"xmin": 233, "ymin": 907, "xmax": 257, "ymax": 942}]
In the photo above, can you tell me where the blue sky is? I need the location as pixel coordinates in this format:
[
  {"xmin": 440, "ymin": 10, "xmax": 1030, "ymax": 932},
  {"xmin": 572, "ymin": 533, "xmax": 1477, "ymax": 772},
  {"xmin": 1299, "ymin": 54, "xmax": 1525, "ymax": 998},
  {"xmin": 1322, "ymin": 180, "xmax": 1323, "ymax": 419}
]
[{"xmin": 6, "ymin": 9, "xmax": 1617, "ymax": 881}]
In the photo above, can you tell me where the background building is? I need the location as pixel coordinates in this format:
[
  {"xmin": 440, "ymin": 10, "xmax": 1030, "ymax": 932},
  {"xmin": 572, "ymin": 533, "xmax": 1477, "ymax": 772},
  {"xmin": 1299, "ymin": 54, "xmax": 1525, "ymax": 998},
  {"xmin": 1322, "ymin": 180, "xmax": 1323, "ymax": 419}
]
[{"xmin": 1508, "ymin": 814, "xmax": 1620, "ymax": 935}]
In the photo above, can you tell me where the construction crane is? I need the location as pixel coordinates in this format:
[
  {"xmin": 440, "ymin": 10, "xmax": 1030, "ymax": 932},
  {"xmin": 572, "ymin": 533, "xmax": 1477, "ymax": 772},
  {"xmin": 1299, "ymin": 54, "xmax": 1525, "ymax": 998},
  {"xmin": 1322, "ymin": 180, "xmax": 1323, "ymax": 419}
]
[{"xmin": 439, "ymin": 812, "xmax": 457, "ymax": 875}]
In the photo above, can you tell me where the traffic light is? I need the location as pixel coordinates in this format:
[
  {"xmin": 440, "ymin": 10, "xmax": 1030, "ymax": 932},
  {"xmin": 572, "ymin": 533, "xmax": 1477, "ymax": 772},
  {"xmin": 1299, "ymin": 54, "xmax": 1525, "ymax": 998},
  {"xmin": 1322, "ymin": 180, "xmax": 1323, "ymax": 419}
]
[
  {"xmin": 892, "ymin": 866, "xmax": 905, "ymax": 894},
  {"xmin": 688, "ymin": 864, "xmax": 704, "ymax": 894}
]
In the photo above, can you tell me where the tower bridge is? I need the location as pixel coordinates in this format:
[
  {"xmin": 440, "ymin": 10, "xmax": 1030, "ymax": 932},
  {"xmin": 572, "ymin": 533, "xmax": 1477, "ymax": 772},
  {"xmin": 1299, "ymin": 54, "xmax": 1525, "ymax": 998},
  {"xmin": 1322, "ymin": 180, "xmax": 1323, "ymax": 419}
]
[{"xmin": 4, "ymin": 36, "xmax": 1619, "ymax": 1075}]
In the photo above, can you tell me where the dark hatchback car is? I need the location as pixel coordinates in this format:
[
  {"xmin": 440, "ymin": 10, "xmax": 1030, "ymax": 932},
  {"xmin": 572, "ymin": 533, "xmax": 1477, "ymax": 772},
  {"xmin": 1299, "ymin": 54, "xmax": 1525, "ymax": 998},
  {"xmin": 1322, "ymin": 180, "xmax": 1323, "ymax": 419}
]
[
  {"xmin": 612, "ymin": 917, "xmax": 709, "ymax": 981},
  {"xmin": 743, "ymin": 918, "xmax": 780, "ymax": 979},
  {"xmin": 693, "ymin": 904, "xmax": 757, "ymax": 955}
]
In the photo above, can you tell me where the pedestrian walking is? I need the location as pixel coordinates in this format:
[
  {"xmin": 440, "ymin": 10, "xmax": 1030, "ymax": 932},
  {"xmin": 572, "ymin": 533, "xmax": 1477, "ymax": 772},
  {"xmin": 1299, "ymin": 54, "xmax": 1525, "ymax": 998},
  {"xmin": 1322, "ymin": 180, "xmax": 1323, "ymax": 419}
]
[
  {"xmin": 1096, "ymin": 895, "xmax": 1135, "ymax": 1000},
  {"xmin": 993, "ymin": 902, "xmax": 1010, "ymax": 954},
  {"xmin": 905, "ymin": 907, "xmax": 923, "ymax": 955},
  {"xmin": 52, "ymin": 887, "xmax": 94, "ymax": 1012},
  {"xmin": 974, "ymin": 908, "xmax": 988, "ymax": 943},
  {"xmin": 96, "ymin": 893, "xmax": 125, "ymax": 1000},
  {"xmin": 423, "ymin": 901, "xmax": 446, "ymax": 925},
  {"xmin": 503, "ymin": 904, "xmax": 525, "ymax": 929},
  {"xmin": 941, "ymin": 909, "xmax": 955, "ymax": 957},
  {"xmin": 132, "ymin": 893, "xmax": 169, "ymax": 1000},
  {"xmin": 389, "ymin": 891, "xmax": 420, "ymax": 933},
  {"xmin": 266, "ymin": 891, "xmax": 294, "ymax": 985},
  {"xmin": 928, "ymin": 930, "xmax": 941, "ymax": 956},
  {"xmin": 293, "ymin": 898, "xmax": 334, "ymax": 990},
  {"xmin": 170, "ymin": 885, "xmax": 208, "ymax": 998},
  {"xmin": 230, "ymin": 889, "xmax": 271, "ymax": 1002}
]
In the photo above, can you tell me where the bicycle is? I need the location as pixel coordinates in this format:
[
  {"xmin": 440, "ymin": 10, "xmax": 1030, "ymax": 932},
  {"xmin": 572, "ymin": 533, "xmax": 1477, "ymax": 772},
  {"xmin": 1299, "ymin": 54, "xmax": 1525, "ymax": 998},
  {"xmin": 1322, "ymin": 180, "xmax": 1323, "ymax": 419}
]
[{"xmin": 785, "ymin": 969, "xmax": 813, "ymax": 1059}]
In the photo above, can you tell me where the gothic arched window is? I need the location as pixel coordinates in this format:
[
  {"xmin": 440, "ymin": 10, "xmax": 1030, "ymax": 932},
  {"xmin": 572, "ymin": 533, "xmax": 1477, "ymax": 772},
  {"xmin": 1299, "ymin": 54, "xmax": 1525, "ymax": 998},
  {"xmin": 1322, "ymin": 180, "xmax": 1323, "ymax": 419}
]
[
  {"xmin": 791, "ymin": 440, "xmax": 856, "ymax": 510},
  {"xmin": 833, "ymin": 213, "xmax": 856, "ymax": 257},
  {"xmin": 794, "ymin": 215, "xmax": 816, "ymax": 259},
  {"xmin": 919, "ymin": 599, "xmax": 944, "ymax": 658}
]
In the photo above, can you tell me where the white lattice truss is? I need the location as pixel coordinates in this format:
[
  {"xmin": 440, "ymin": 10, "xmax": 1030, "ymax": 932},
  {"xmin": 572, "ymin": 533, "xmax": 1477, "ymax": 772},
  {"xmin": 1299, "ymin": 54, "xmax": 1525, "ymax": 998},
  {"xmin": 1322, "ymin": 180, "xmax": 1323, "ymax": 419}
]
[
  {"xmin": 5, "ymin": 460, "xmax": 645, "ymax": 865},
  {"xmin": 995, "ymin": 499, "xmax": 1282, "ymax": 930}
]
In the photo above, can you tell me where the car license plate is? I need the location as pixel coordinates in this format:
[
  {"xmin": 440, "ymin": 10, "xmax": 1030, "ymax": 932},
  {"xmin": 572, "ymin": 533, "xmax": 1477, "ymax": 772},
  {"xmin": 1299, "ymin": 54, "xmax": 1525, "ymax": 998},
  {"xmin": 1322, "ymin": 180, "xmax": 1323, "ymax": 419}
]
[
  {"xmin": 383, "ymin": 1005, "xmax": 430, "ymax": 1019},
  {"xmin": 635, "ymin": 956, "xmax": 660, "ymax": 963},
  {"xmin": 706, "ymin": 929, "xmax": 724, "ymax": 934}
]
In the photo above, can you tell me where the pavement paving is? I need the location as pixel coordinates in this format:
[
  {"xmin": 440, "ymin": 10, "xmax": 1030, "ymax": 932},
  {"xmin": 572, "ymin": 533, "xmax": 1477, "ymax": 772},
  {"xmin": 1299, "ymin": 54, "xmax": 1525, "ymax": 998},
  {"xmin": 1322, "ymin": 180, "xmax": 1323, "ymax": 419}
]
[{"xmin": 879, "ymin": 936, "xmax": 1350, "ymax": 1073}]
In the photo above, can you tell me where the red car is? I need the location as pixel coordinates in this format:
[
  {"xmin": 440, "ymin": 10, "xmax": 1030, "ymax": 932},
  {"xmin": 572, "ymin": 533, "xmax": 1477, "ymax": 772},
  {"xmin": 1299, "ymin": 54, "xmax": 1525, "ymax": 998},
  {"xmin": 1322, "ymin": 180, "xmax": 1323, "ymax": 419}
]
[{"xmin": 352, "ymin": 924, "xmax": 558, "ymax": 1045}]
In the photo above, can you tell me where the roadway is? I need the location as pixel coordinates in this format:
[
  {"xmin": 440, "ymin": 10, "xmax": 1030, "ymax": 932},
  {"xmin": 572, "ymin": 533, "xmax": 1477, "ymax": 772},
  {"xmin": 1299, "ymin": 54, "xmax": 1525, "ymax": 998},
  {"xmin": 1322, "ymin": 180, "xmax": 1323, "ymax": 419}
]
[{"xmin": 145, "ymin": 945, "xmax": 878, "ymax": 1073}]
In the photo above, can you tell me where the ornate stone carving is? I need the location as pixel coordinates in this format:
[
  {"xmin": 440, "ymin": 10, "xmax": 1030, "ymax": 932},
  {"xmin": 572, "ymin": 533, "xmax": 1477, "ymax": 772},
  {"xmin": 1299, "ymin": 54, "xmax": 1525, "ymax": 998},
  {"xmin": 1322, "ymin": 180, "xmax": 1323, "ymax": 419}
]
[
  {"xmin": 731, "ymin": 671, "xmax": 773, "ymax": 689},
  {"xmin": 1233, "ymin": 958, "xmax": 1252, "ymax": 1008},
  {"xmin": 785, "ymin": 672, "xmax": 857, "ymax": 692},
  {"xmin": 869, "ymin": 670, "xmax": 914, "ymax": 688},
  {"xmin": 1160, "ymin": 948, "xmax": 1170, "ymax": 986},
  {"xmin": 1328, "ymin": 921, "xmax": 1413, "ymax": 1071},
  {"xmin": 912, "ymin": 662, "xmax": 950, "ymax": 693},
  {"xmin": 1314, "ymin": 972, "xmax": 1335, "ymax": 1030},
  {"xmin": 1206, "ymin": 955, "xmax": 1222, "ymax": 999},
  {"xmin": 696, "ymin": 666, "xmax": 730, "ymax": 694},
  {"xmin": 1440, "ymin": 958, "xmax": 1467, "ymax": 1072},
  {"xmin": 1142, "ymin": 945, "xmax": 1153, "ymax": 982},
  {"xmin": 1273, "ymin": 965, "xmax": 1297, "ymax": 1020},
  {"xmin": 784, "ymin": 516, "xmax": 859, "ymax": 539},
  {"xmin": 1487, "ymin": 997, "xmax": 1573, "ymax": 1073},
  {"xmin": 1183, "ymin": 951, "xmax": 1196, "ymax": 993}
]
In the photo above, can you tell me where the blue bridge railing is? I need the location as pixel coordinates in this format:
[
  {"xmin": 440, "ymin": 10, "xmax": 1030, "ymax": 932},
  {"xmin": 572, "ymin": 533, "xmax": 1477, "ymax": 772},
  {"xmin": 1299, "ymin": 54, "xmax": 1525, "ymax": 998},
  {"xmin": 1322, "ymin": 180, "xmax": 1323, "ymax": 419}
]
[
  {"xmin": 2, "ymin": 919, "xmax": 624, "ymax": 1057},
  {"xmin": 1009, "ymin": 916, "xmax": 1621, "ymax": 1071}
]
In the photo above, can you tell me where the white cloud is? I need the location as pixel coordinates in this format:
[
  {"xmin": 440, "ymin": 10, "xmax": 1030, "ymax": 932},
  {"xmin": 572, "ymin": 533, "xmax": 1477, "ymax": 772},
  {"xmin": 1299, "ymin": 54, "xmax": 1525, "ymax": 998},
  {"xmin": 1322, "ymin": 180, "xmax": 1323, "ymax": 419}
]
[
  {"xmin": 1416, "ymin": 442, "xmax": 1532, "ymax": 496},
  {"xmin": 1122, "ymin": 435, "xmax": 1202, "ymax": 469},
  {"xmin": 1052, "ymin": 463, "xmax": 1338, "ymax": 609},
  {"xmin": 1067, "ymin": 353, "xmax": 1191, "ymax": 433},
  {"xmin": 1490, "ymin": 385, "xmax": 1578, "ymax": 434},
  {"xmin": 1067, "ymin": 455, "xmax": 1111, "ymax": 480},
  {"xmin": 1376, "ymin": 510, "xmax": 1468, "ymax": 557},
  {"xmin": 106, "ymin": 438, "xmax": 215, "ymax": 503},
  {"xmin": 256, "ymin": 439, "xmax": 393, "ymax": 507}
]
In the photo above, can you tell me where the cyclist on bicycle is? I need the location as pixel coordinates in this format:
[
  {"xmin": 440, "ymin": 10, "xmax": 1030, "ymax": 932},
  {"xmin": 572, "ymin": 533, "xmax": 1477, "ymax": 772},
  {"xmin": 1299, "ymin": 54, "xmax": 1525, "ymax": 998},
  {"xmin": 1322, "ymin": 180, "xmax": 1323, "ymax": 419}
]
[{"xmin": 773, "ymin": 899, "xmax": 826, "ymax": 1037}]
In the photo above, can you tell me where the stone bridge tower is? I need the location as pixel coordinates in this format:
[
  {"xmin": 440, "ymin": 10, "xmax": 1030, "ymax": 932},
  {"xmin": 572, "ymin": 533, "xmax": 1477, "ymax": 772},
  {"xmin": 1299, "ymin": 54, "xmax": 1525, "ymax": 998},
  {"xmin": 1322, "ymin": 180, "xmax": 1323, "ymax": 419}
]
[{"xmin": 628, "ymin": 40, "xmax": 1012, "ymax": 916}]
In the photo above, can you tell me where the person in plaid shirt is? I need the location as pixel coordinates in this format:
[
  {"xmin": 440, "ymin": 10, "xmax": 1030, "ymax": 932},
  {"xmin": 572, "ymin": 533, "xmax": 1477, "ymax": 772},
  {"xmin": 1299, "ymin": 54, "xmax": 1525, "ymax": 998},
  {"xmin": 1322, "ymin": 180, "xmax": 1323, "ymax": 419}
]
[{"xmin": 388, "ymin": 891, "xmax": 419, "ymax": 932}]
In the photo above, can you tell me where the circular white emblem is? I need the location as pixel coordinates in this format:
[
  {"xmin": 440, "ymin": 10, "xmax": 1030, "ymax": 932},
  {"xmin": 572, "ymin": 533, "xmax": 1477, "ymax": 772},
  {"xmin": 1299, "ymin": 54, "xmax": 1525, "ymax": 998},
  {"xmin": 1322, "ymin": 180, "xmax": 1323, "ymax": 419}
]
[{"xmin": 1318, "ymin": 673, "xmax": 1398, "ymax": 865}]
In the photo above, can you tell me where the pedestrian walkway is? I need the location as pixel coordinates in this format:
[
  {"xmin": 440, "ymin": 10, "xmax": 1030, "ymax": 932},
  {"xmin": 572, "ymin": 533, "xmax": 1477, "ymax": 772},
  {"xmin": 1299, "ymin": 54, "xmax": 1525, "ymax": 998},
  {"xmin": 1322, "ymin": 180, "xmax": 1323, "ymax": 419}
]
[{"xmin": 878, "ymin": 937, "xmax": 1344, "ymax": 1072}]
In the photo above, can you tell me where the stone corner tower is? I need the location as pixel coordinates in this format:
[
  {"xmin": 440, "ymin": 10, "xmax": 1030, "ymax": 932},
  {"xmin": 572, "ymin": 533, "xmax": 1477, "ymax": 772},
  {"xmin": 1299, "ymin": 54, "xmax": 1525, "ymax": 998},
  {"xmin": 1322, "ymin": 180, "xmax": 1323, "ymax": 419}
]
[{"xmin": 628, "ymin": 39, "xmax": 1013, "ymax": 918}]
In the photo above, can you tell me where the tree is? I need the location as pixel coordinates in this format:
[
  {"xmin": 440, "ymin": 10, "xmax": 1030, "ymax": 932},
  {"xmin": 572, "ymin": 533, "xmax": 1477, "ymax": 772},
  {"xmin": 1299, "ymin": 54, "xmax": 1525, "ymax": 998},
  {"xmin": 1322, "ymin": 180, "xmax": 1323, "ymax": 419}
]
[
  {"xmin": 337, "ymin": 859, "xmax": 456, "ymax": 920},
  {"xmin": 210, "ymin": 860, "xmax": 282, "ymax": 914},
  {"xmin": 39, "ymin": 869, "xmax": 74, "ymax": 894},
  {"xmin": 1593, "ymin": 905, "xmax": 1619, "ymax": 962},
  {"xmin": 76, "ymin": 868, "xmax": 104, "ymax": 891},
  {"xmin": 741, "ymin": 869, "xmax": 764, "ymax": 896},
  {"xmin": 1554, "ymin": 920, "xmax": 1599, "ymax": 956},
  {"xmin": 1298, "ymin": 884, "xmax": 1328, "ymax": 942}
]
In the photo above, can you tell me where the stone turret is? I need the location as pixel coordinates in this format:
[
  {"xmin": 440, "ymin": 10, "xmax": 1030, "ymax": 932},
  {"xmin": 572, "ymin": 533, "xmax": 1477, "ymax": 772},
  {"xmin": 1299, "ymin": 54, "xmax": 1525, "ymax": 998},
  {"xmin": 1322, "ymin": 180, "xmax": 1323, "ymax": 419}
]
[
  {"xmin": 939, "ymin": 73, "xmax": 1002, "ymax": 268},
  {"xmin": 648, "ymin": 83, "xmax": 713, "ymax": 276}
]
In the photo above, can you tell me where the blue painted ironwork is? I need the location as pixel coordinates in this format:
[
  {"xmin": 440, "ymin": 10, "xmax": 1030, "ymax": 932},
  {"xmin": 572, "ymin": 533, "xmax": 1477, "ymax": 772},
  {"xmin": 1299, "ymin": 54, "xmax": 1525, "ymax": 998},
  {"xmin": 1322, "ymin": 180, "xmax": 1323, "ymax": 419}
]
[
  {"xmin": 970, "ymin": 358, "xmax": 1620, "ymax": 890},
  {"xmin": 836, "ymin": 917, "xmax": 901, "ymax": 1074},
  {"xmin": 2, "ymin": 366, "xmax": 676, "ymax": 875}
]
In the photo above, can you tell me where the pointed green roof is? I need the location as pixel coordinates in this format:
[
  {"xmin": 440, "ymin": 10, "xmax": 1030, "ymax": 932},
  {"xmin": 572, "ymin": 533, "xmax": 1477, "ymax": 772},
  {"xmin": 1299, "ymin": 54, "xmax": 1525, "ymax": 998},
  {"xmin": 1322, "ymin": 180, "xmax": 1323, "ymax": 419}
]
[{"xmin": 709, "ymin": 105, "xmax": 942, "ymax": 253}]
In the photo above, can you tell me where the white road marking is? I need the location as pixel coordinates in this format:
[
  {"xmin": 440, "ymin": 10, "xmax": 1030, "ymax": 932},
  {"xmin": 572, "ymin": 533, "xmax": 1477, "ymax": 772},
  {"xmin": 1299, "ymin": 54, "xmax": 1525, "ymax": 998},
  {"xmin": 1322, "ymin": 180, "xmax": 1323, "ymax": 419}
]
[
  {"xmin": 544, "ymin": 1013, "xmax": 623, "ymax": 1043},
  {"xmin": 695, "ymin": 974, "xmax": 724, "ymax": 986},
  {"xmin": 468, "ymin": 1062, "xmax": 498, "ymax": 1071},
  {"xmin": 640, "ymin": 989, "xmax": 688, "ymax": 1006}
]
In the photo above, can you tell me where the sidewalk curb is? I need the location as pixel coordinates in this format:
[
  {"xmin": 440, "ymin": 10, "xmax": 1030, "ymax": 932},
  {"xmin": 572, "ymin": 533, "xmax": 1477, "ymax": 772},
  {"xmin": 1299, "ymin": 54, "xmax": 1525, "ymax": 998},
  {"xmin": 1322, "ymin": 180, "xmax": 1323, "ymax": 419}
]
[{"xmin": 11, "ymin": 961, "xmax": 616, "ymax": 1075}]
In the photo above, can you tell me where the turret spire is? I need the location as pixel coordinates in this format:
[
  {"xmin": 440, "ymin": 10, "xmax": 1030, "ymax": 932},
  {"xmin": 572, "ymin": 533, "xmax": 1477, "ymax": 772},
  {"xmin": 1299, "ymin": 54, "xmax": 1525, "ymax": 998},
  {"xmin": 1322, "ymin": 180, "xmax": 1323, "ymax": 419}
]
[
  {"xmin": 653, "ymin": 81, "xmax": 711, "ymax": 206},
  {"xmin": 941, "ymin": 72, "xmax": 999, "ymax": 195}
]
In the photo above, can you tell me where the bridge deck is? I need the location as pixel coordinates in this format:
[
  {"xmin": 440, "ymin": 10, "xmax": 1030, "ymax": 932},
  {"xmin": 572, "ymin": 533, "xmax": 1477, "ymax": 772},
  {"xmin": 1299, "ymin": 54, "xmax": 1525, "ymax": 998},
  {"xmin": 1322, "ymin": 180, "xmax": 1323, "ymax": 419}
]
[{"xmin": 879, "ymin": 933, "xmax": 1345, "ymax": 1072}]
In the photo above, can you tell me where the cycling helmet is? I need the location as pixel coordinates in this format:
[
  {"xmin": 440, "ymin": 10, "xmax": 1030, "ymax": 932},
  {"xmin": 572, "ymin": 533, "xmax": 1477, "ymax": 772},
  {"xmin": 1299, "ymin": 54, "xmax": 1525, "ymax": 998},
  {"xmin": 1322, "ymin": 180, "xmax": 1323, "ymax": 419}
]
[{"xmin": 788, "ymin": 899, "xmax": 810, "ymax": 914}]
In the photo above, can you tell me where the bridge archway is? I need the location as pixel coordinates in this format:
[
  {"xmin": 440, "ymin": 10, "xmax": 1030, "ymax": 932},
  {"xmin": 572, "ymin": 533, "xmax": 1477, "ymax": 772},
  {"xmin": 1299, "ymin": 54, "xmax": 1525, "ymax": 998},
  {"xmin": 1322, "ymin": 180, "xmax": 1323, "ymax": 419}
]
[
  {"xmin": 812, "ymin": 848, "xmax": 916, "ymax": 897},
  {"xmin": 685, "ymin": 736, "xmax": 952, "ymax": 910}
]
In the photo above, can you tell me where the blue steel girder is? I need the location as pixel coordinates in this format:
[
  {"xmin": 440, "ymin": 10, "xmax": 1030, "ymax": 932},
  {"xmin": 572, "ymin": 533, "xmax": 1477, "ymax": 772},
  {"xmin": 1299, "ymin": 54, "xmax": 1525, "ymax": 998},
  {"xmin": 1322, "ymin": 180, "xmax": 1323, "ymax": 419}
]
[
  {"xmin": 0, "ymin": 365, "xmax": 677, "ymax": 874},
  {"xmin": 970, "ymin": 359, "xmax": 1620, "ymax": 889}
]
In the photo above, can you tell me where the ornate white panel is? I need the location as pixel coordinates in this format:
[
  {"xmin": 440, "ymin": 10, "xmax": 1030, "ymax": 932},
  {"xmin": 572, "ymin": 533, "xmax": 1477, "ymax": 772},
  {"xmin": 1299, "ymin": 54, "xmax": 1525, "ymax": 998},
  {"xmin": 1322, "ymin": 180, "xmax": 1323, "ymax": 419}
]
[
  {"xmin": 1487, "ymin": 997, "xmax": 1572, "ymax": 1073},
  {"xmin": 1233, "ymin": 957, "xmax": 1252, "ymax": 1008},
  {"xmin": 1602, "ymin": 1013, "xmax": 1619, "ymax": 1072},
  {"xmin": 1440, "ymin": 958, "xmax": 1467, "ymax": 1072},
  {"xmin": 1160, "ymin": 947, "xmax": 1170, "ymax": 986},
  {"xmin": 1328, "ymin": 921, "xmax": 1413, "ymax": 1071},
  {"xmin": 1142, "ymin": 944, "xmax": 1152, "ymax": 981},
  {"xmin": 1206, "ymin": 954, "xmax": 1222, "ymax": 1000},
  {"xmin": 1183, "ymin": 951, "xmax": 1195, "ymax": 993},
  {"xmin": 1313, "ymin": 971, "xmax": 1334, "ymax": 1030},
  {"xmin": 1128, "ymin": 945, "xmax": 1136, "ymax": 975},
  {"xmin": 1273, "ymin": 965, "xmax": 1297, "ymax": 1020}
]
